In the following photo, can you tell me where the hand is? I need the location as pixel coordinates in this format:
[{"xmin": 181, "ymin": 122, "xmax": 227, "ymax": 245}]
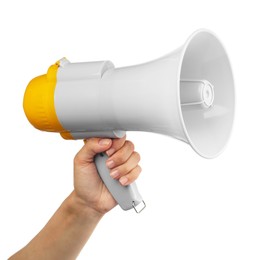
[
  {"xmin": 9, "ymin": 136, "xmax": 142, "ymax": 260},
  {"xmin": 73, "ymin": 136, "xmax": 141, "ymax": 215}
]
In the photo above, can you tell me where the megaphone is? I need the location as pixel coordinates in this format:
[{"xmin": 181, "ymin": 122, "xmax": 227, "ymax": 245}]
[{"xmin": 23, "ymin": 29, "xmax": 235, "ymax": 213}]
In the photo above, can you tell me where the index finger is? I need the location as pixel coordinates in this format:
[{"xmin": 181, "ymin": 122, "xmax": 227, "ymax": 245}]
[{"xmin": 106, "ymin": 135, "xmax": 126, "ymax": 156}]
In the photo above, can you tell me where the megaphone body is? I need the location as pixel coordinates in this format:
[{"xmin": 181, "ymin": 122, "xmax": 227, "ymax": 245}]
[{"xmin": 23, "ymin": 30, "xmax": 235, "ymax": 212}]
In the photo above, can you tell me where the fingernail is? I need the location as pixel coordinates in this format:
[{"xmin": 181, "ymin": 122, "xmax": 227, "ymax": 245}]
[
  {"xmin": 99, "ymin": 139, "xmax": 111, "ymax": 146},
  {"xmin": 119, "ymin": 176, "xmax": 128, "ymax": 185},
  {"xmin": 110, "ymin": 170, "xmax": 119, "ymax": 179},
  {"xmin": 106, "ymin": 160, "xmax": 115, "ymax": 169},
  {"xmin": 106, "ymin": 148, "xmax": 115, "ymax": 156}
]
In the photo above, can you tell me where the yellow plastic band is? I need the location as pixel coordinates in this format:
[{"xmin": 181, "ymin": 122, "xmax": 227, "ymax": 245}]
[
  {"xmin": 60, "ymin": 132, "xmax": 74, "ymax": 140},
  {"xmin": 23, "ymin": 63, "xmax": 64, "ymax": 132}
]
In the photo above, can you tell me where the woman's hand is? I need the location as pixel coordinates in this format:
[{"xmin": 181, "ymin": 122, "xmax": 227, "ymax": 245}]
[{"xmin": 73, "ymin": 136, "xmax": 141, "ymax": 215}]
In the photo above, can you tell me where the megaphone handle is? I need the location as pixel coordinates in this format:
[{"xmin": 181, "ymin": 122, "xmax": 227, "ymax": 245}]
[{"xmin": 94, "ymin": 152, "xmax": 145, "ymax": 213}]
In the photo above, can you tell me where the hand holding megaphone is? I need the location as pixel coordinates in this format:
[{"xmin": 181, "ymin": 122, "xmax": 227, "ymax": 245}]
[{"xmin": 23, "ymin": 29, "xmax": 235, "ymax": 213}]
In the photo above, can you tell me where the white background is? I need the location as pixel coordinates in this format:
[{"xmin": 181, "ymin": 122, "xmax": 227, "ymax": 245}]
[{"xmin": 0, "ymin": 0, "xmax": 259, "ymax": 259}]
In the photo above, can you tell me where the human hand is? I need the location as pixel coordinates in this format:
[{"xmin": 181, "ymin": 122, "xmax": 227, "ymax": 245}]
[
  {"xmin": 9, "ymin": 136, "xmax": 142, "ymax": 260},
  {"xmin": 73, "ymin": 136, "xmax": 141, "ymax": 215}
]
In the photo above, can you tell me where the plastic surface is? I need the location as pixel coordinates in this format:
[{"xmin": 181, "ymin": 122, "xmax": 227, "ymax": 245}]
[
  {"xmin": 23, "ymin": 64, "xmax": 64, "ymax": 132},
  {"xmin": 94, "ymin": 152, "xmax": 143, "ymax": 211},
  {"xmin": 24, "ymin": 29, "xmax": 234, "ymax": 159},
  {"xmin": 70, "ymin": 130, "xmax": 126, "ymax": 139},
  {"xmin": 179, "ymin": 30, "xmax": 235, "ymax": 158},
  {"xmin": 180, "ymin": 80, "xmax": 214, "ymax": 109},
  {"xmin": 24, "ymin": 29, "xmax": 235, "ymax": 212},
  {"xmin": 54, "ymin": 30, "xmax": 234, "ymax": 158}
]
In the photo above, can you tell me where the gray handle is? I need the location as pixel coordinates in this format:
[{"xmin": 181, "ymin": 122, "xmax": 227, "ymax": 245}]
[{"xmin": 94, "ymin": 153, "xmax": 145, "ymax": 212}]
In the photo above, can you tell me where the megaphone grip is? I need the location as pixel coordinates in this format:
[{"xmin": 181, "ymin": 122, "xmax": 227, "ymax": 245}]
[{"xmin": 94, "ymin": 153, "xmax": 145, "ymax": 212}]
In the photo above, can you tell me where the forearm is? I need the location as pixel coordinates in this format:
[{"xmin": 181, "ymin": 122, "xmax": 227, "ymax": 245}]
[{"xmin": 9, "ymin": 191, "xmax": 103, "ymax": 260}]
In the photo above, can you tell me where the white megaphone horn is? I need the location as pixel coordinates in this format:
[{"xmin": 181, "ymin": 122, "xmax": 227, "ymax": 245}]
[{"xmin": 23, "ymin": 29, "xmax": 235, "ymax": 213}]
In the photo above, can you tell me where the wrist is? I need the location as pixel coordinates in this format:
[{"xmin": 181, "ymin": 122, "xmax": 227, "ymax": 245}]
[{"xmin": 65, "ymin": 191, "xmax": 104, "ymax": 221}]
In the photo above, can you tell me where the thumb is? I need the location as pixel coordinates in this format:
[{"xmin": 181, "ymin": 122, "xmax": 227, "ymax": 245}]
[{"xmin": 75, "ymin": 138, "xmax": 112, "ymax": 164}]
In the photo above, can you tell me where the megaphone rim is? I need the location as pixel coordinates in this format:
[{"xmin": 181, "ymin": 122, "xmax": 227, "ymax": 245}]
[{"xmin": 177, "ymin": 29, "xmax": 236, "ymax": 159}]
